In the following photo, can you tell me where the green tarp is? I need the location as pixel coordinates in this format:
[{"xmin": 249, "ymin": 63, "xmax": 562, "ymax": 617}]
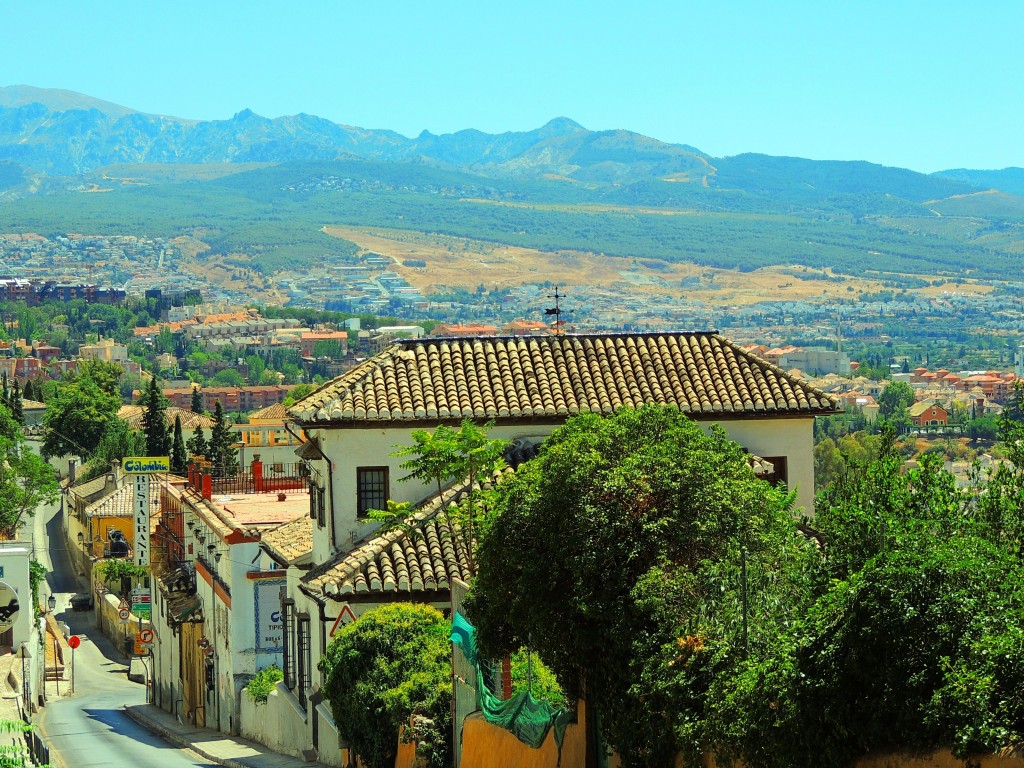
[{"xmin": 450, "ymin": 611, "xmax": 573, "ymax": 751}]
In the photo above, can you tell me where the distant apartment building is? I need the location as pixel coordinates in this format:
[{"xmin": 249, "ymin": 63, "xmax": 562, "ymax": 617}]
[
  {"xmin": 299, "ymin": 331, "xmax": 349, "ymax": 358},
  {"xmin": 162, "ymin": 385, "xmax": 298, "ymax": 413},
  {"xmin": 78, "ymin": 338, "xmax": 129, "ymax": 362},
  {"xmin": 778, "ymin": 347, "xmax": 851, "ymax": 376},
  {"xmin": 0, "ymin": 357, "xmax": 41, "ymax": 382},
  {"xmin": 433, "ymin": 323, "xmax": 500, "ymax": 337}
]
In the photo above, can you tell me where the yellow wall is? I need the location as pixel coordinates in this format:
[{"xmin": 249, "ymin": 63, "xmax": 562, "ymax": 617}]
[
  {"xmin": 94, "ymin": 516, "xmax": 133, "ymax": 546},
  {"xmin": 459, "ymin": 700, "xmax": 588, "ymax": 768}
]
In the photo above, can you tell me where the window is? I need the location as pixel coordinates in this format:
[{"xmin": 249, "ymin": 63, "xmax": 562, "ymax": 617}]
[
  {"xmin": 309, "ymin": 484, "xmax": 326, "ymax": 528},
  {"xmin": 760, "ymin": 456, "xmax": 789, "ymax": 488},
  {"xmin": 296, "ymin": 615, "xmax": 312, "ymax": 708},
  {"xmin": 282, "ymin": 599, "xmax": 296, "ymax": 690},
  {"xmin": 356, "ymin": 467, "xmax": 389, "ymax": 518}
]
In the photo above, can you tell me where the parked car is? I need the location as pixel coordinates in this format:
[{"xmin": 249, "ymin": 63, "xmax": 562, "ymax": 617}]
[{"xmin": 69, "ymin": 593, "xmax": 94, "ymax": 611}]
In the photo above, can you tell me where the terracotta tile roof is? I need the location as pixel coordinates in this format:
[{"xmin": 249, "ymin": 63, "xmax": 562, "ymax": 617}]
[
  {"xmin": 84, "ymin": 481, "xmax": 160, "ymax": 518},
  {"xmin": 67, "ymin": 474, "xmax": 114, "ymax": 501},
  {"xmin": 289, "ymin": 332, "xmax": 839, "ymax": 425},
  {"xmin": 118, "ymin": 405, "xmax": 215, "ymax": 431},
  {"xmin": 249, "ymin": 402, "xmax": 287, "ymax": 421},
  {"xmin": 260, "ymin": 515, "xmax": 313, "ymax": 566},
  {"xmin": 301, "ymin": 475, "xmax": 494, "ymax": 602}
]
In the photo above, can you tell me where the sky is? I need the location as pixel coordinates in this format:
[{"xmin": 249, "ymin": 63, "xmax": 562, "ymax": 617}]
[{"xmin": 2, "ymin": 1, "xmax": 1022, "ymax": 173}]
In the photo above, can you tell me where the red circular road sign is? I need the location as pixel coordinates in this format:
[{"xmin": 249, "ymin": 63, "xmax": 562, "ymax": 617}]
[{"xmin": 68, "ymin": 635, "xmax": 81, "ymax": 649}]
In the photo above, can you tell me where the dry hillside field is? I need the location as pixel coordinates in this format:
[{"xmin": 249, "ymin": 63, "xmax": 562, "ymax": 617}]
[{"xmin": 322, "ymin": 224, "xmax": 986, "ymax": 307}]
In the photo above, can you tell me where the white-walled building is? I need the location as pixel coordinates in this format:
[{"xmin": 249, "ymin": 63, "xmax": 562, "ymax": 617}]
[{"xmin": 260, "ymin": 331, "xmax": 838, "ymax": 763}]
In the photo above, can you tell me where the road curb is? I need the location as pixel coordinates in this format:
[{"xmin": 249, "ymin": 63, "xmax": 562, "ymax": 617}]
[{"xmin": 122, "ymin": 705, "xmax": 251, "ymax": 768}]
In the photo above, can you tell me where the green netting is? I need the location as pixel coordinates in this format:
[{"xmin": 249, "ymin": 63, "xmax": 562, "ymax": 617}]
[{"xmin": 451, "ymin": 611, "xmax": 573, "ymax": 751}]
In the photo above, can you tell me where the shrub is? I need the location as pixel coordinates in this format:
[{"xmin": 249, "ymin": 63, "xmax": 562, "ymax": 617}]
[{"xmin": 245, "ymin": 664, "xmax": 283, "ymax": 704}]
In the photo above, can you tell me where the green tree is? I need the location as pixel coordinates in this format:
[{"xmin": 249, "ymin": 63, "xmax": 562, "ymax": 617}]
[
  {"xmin": 73, "ymin": 358, "xmax": 125, "ymax": 397},
  {"xmin": 282, "ymin": 383, "xmax": 316, "ymax": 406},
  {"xmin": 212, "ymin": 368, "xmax": 245, "ymax": 387},
  {"xmin": 8, "ymin": 379, "xmax": 22, "ymax": 426},
  {"xmin": 877, "ymin": 380, "xmax": 915, "ymax": 424},
  {"xmin": 142, "ymin": 377, "xmax": 171, "ymax": 458},
  {"xmin": 0, "ymin": 403, "xmax": 58, "ymax": 537},
  {"xmin": 187, "ymin": 424, "xmax": 209, "ymax": 463},
  {"xmin": 469, "ymin": 405, "xmax": 814, "ymax": 766},
  {"xmin": 319, "ymin": 603, "xmax": 452, "ymax": 768},
  {"xmin": 170, "ymin": 414, "xmax": 188, "ymax": 475},
  {"xmin": 79, "ymin": 418, "xmax": 145, "ymax": 482},
  {"xmin": 209, "ymin": 400, "xmax": 238, "ymax": 478},
  {"xmin": 190, "ymin": 387, "xmax": 204, "ymax": 414},
  {"xmin": 42, "ymin": 376, "xmax": 120, "ymax": 458}
]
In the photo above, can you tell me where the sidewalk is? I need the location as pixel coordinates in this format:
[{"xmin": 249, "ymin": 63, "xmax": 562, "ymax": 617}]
[{"xmin": 123, "ymin": 703, "xmax": 336, "ymax": 768}]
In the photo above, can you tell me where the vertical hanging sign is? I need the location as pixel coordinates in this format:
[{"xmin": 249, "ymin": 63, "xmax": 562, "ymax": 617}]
[
  {"xmin": 133, "ymin": 474, "xmax": 150, "ymax": 567},
  {"xmin": 125, "ymin": 456, "xmax": 167, "ymax": 569}
]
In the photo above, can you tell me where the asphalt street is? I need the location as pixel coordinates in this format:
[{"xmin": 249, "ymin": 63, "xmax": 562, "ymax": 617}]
[{"xmin": 33, "ymin": 494, "xmax": 217, "ymax": 768}]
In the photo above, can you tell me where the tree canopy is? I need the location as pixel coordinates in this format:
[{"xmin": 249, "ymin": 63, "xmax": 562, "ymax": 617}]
[
  {"xmin": 0, "ymin": 403, "xmax": 58, "ymax": 537},
  {"xmin": 42, "ymin": 374, "xmax": 121, "ymax": 459},
  {"xmin": 469, "ymin": 407, "xmax": 1024, "ymax": 767},
  {"xmin": 468, "ymin": 405, "xmax": 812, "ymax": 766},
  {"xmin": 319, "ymin": 603, "xmax": 452, "ymax": 768}
]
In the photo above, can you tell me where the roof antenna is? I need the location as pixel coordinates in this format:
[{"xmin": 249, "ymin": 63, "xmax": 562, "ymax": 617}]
[{"xmin": 544, "ymin": 286, "xmax": 567, "ymax": 335}]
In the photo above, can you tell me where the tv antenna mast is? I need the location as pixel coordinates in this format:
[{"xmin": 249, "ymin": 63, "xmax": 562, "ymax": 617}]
[{"xmin": 544, "ymin": 286, "xmax": 569, "ymax": 335}]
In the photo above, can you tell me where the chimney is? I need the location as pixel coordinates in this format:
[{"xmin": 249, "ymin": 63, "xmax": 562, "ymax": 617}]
[
  {"xmin": 202, "ymin": 473, "xmax": 212, "ymax": 501},
  {"xmin": 251, "ymin": 454, "xmax": 263, "ymax": 493},
  {"xmin": 68, "ymin": 458, "xmax": 77, "ymax": 485},
  {"xmin": 112, "ymin": 459, "xmax": 122, "ymax": 487}
]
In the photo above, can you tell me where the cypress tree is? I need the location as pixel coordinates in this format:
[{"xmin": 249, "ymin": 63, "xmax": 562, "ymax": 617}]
[
  {"xmin": 9, "ymin": 379, "xmax": 23, "ymax": 425},
  {"xmin": 191, "ymin": 386, "xmax": 204, "ymax": 415},
  {"xmin": 187, "ymin": 423, "xmax": 208, "ymax": 462},
  {"xmin": 22, "ymin": 380, "xmax": 33, "ymax": 402},
  {"xmin": 142, "ymin": 376, "xmax": 171, "ymax": 457},
  {"xmin": 170, "ymin": 414, "xmax": 188, "ymax": 475},
  {"xmin": 209, "ymin": 400, "xmax": 238, "ymax": 478}
]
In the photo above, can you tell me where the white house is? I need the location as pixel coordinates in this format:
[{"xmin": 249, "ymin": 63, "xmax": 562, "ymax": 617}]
[{"xmin": 262, "ymin": 331, "xmax": 839, "ymax": 764}]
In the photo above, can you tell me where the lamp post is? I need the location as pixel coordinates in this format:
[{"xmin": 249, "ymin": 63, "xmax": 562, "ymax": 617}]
[{"xmin": 47, "ymin": 594, "xmax": 56, "ymax": 614}]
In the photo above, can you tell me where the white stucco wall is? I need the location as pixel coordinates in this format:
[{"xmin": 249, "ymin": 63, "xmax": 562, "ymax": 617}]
[
  {"xmin": 0, "ymin": 545, "xmax": 32, "ymax": 649},
  {"xmin": 307, "ymin": 414, "xmax": 818, "ymax": 560}
]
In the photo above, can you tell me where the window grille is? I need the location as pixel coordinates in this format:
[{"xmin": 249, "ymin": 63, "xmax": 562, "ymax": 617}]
[
  {"xmin": 297, "ymin": 615, "xmax": 312, "ymax": 708},
  {"xmin": 356, "ymin": 467, "xmax": 389, "ymax": 518},
  {"xmin": 282, "ymin": 600, "xmax": 296, "ymax": 690}
]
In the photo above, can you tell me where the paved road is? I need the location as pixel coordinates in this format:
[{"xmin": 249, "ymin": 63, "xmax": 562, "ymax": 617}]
[{"xmin": 33, "ymin": 495, "xmax": 217, "ymax": 768}]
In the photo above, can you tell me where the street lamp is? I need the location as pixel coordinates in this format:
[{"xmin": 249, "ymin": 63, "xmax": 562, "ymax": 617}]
[{"xmin": 47, "ymin": 594, "xmax": 56, "ymax": 613}]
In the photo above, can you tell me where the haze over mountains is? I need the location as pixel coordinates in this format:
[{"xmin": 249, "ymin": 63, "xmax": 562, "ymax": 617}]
[
  {"xmin": 2, "ymin": 85, "xmax": 1024, "ymax": 290},
  {"xmin": 2, "ymin": 85, "xmax": 1023, "ymax": 200}
]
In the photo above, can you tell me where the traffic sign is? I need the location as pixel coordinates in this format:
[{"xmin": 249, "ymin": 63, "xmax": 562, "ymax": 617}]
[
  {"xmin": 68, "ymin": 635, "xmax": 81, "ymax": 649},
  {"xmin": 138, "ymin": 628, "xmax": 155, "ymax": 646},
  {"xmin": 117, "ymin": 607, "xmax": 131, "ymax": 623},
  {"xmin": 118, "ymin": 597, "xmax": 130, "ymax": 611},
  {"xmin": 328, "ymin": 603, "xmax": 357, "ymax": 637}
]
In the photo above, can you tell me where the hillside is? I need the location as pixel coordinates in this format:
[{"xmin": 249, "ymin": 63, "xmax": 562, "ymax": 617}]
[{"xmin": 1, "ymin": 86, "xmax": 1023, "ymax": 287}]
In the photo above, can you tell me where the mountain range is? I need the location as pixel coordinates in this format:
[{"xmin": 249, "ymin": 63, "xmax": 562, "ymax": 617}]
[
  {"xmin": 2, "ymin": 85, "xmax": 1023, "ymax": 200},
  {"xmin": 2, "ymin": 85, "xmax": 1024, "ymax": 286}
]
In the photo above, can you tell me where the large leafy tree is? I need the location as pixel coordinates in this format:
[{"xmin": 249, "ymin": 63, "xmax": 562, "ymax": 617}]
[
  {"xmin": 876, "ymin": 380, "xmax": 915, "ymax": 425},
  {"xmin": 42, "ymin": 375, "xmax": 120, "ymax": 459},
  {"xmin": 79, "ymin": 418, "xmax": 145, "ymax": 482},
  {"xmin": 0, "ymin": 403, "xmax": 58, "ymax": 537},
  {"xmin": 469, "ymin": 405, "xmax": 814, "ymax": 766},
  {"xmin": 319, "ymin": 603, "xmax": 452, "ymax": 768}
]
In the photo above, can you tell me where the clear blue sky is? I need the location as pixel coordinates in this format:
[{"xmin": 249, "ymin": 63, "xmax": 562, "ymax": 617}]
[{"xmin": 4, "ymin": 1, "xmax": 1022, "ymax": 173}]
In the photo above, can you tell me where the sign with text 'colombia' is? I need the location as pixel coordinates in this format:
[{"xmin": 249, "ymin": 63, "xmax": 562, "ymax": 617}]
[{"xmin": 123, "ymin": 456, "xmax": 170, "ymax": 474}]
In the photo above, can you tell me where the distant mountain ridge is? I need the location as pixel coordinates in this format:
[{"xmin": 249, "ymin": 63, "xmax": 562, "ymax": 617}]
[{"xmin": 2, "ymin": 85, "xmax": 1020, "ymax": 206}]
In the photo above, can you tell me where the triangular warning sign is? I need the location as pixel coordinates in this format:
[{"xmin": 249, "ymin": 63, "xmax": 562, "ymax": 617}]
[{"xmin": 329, "ymin": 603, "xmax": 357, "ymax": 637}]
